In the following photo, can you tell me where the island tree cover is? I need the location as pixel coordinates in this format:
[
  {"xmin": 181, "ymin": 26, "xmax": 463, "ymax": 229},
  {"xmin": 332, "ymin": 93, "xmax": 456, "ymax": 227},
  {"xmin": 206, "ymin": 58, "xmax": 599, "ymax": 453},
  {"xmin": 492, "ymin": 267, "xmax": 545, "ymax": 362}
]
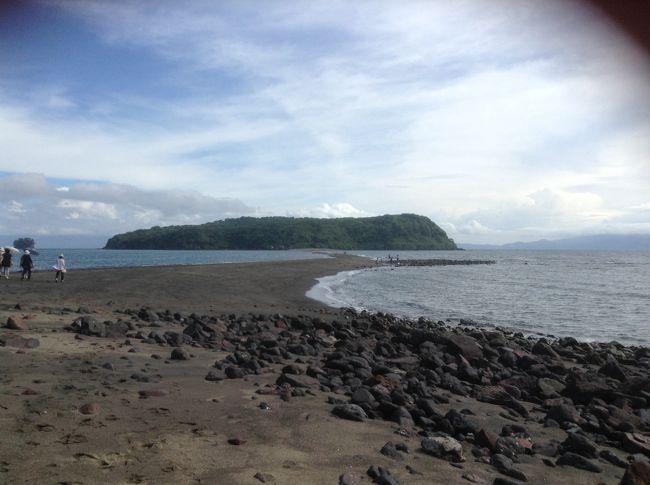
[
  {"xmin": 104, "ymin": 214, "xmax": 457, "ymax": 250},
  {"xmin": 13, "ymin": 237, "xmax": 35, "ymax": 250}
]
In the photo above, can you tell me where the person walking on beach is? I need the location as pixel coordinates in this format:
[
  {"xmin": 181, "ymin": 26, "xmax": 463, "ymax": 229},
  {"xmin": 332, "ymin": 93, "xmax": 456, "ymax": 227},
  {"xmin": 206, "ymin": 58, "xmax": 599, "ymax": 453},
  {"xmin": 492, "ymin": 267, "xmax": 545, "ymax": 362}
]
[
  {"xmin": 54, "ymin": 254, "xmax": 66, "ymax": 283},
  {"xmin": 20, "ymin": 250, "xmax": 34, "ymax": 280},
  {"xmin": 1, "ymin": 248, "xmax": 12, "ymax": 279}
]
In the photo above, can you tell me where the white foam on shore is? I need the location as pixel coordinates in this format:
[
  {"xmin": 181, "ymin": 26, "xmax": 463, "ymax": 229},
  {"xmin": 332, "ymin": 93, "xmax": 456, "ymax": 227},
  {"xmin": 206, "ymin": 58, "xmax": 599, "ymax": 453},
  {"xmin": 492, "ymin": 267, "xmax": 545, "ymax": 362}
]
[{"xmin": 306, "ymin": 269, "xmax": 365, "ymax": 308}]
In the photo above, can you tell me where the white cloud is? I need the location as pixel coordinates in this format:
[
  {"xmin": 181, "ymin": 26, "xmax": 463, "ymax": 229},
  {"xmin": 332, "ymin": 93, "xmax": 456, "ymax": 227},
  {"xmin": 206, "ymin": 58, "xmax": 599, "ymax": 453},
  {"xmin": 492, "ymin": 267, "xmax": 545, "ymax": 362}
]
[
  {"xmin": 289, "ymin": 203, "xmax": 370, "ymax": 219},
  {"xmin": 0, "ymin": 173, "xmax": 254, "ymax": 236}
]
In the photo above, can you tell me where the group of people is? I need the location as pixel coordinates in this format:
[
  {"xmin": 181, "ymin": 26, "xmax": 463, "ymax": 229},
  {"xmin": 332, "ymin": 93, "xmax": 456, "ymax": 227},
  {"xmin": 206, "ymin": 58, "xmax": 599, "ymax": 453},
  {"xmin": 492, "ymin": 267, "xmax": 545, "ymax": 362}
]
[{"xmin": 0, "ymin": 248, "xmax": 66, "ymax": 282}]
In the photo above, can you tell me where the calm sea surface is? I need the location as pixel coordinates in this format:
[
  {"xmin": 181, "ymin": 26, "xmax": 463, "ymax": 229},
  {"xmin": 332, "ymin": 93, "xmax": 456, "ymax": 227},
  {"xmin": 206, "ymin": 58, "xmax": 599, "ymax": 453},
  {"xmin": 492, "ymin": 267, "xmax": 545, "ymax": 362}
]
[
  {"xmin": 16, "ymin": 248, "xmax": 328, "ymax": 270},
  {"xmin": 307, "ymin": 250, "xmax": 650, "ymax": 346}
]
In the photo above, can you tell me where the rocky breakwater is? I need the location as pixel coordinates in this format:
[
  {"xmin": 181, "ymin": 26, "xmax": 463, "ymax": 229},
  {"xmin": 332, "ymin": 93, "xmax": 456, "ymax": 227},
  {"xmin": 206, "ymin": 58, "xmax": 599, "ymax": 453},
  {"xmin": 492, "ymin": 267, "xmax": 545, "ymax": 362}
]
[{"xmin": 65, "ymin": 307, "xmax": 650, "ymax": 484}]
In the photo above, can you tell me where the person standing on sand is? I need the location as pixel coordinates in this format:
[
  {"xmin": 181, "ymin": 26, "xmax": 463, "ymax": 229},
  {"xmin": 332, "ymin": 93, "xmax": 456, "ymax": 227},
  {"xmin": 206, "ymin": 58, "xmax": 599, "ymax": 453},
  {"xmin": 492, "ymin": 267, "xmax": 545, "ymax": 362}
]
[
  {"xmin": 1, "ymin": 248, "xmax": 12, "ymax": 279},
  {"xmin": 20, "ymin": 250, "xmax": 33, "ymax": 280},
  {"xmin": 54, "ymin": 254, "xmax": 66, "ymax": 283}
]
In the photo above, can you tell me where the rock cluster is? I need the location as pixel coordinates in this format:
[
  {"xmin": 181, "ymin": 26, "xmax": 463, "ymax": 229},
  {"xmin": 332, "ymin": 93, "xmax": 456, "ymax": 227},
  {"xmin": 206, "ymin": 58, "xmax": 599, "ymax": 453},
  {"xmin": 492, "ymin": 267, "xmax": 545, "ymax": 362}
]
[{"xmin": 65, "ymin": 306, "xmax": 650, "ymax": 483}]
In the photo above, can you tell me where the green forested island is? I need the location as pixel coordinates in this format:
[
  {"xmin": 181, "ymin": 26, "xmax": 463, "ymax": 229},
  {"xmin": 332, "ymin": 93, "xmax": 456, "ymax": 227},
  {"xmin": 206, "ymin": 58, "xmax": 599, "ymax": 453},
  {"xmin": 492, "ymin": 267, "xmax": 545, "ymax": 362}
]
[{"xmin": 104, "ymin": 214, "xmax": 457, "ymax": 250}]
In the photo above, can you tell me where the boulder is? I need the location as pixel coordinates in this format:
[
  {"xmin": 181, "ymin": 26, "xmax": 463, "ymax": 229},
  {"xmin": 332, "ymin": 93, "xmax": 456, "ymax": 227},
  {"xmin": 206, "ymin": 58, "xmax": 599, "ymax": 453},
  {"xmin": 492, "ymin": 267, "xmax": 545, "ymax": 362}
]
[
  {"xmin": 5, "ymin": 317, "xmax": 29, "ymax": 330},
  {"xmin": 421, "ymin": 436, "xmax": 465, "ymax": 462},
  {"xmin": 332, "ymin": 404, "xmax": 367, "ymax": 422},
  {"xmin": 170, "ymin": 347, "xmax": 191, "ymax": 360},
  {"xmin": 619, "ymin": 461, "xmax": 650, "ymax": 485},
  {"xmin": 556, "ymin": 452, "xmax": 602, "ymax": 473},
  {"xmin": 444, "ymin": 334, "xmax": 483, "ymax": 361},
  {"xmin": 0, "ymin": 335, "xmax": 39, "ymax": 349},
  {"xmin": 560, "ymin": 432, "xmax": 598, "ymax": 458}
]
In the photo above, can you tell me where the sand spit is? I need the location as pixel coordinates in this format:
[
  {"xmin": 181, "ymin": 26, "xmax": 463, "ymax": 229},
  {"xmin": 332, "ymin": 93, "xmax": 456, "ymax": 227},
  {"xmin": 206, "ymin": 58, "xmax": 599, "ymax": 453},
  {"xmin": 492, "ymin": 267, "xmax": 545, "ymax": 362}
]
[{"xmin": 0, "ymin": 257, "xmax": 648, "ymax": 484}]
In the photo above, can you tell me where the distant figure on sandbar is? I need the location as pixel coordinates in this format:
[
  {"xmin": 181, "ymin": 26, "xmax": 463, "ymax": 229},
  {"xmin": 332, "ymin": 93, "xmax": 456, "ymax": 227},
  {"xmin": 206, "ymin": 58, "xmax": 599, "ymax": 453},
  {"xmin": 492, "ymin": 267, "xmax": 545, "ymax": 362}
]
[
  {"xmin": 20, "ymin": 250, "xmax": 33, "ymax": 280},
  {"xmin": 1, "ymin": 248, "xmax": 12, "ymax": 279},
  {"xmin": 54, "ymin": 254, "xmax": 66, "ymax": 283}
]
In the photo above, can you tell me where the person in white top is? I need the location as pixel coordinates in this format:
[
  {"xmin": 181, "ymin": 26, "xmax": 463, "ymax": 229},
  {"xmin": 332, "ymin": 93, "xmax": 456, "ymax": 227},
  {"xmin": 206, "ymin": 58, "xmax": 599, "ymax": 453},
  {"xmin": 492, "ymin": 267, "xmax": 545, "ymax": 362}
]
[{"xmin": 54, "ymin": 254, "xmax": 66, "ymax": 283}]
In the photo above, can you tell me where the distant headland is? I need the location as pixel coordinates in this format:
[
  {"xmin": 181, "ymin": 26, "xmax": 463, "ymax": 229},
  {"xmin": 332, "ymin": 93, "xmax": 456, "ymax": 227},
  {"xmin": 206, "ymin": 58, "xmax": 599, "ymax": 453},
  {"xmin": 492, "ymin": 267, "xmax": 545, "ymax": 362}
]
[{"xmin": 104, "ymin": 214, "xmax": 457, "ymax": 250}]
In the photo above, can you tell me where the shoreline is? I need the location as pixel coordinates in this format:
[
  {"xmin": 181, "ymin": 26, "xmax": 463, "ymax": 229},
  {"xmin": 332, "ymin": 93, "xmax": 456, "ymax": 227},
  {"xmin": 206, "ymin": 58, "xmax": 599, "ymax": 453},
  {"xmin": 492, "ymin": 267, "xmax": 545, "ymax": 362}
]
[
  {"xmin": 1, "ymin": 257, "xmax": 648, "ymax": 484},
  {"xmin": 0, "ymin": 254, "xmax": 370, "ymax": 316}
]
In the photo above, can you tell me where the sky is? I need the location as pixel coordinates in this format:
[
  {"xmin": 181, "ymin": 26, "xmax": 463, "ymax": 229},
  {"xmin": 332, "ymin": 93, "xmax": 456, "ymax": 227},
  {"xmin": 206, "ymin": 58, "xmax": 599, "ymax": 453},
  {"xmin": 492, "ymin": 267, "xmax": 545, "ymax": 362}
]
[{"xmin": 0, "ymin": 0, "xmax": 649, "ymax": 246}]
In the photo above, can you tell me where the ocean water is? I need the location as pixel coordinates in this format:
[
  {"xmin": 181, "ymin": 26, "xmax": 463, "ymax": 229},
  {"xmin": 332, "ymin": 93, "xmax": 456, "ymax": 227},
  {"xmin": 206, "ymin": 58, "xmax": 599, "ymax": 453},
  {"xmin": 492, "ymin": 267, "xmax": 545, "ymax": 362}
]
[
  {"xmin": 7, "ymin": 248, "xmax": 328, "ymax": 271},
  {"xmin": 307, "ymin": 250, "xmax": 650, "ymax": 346}
]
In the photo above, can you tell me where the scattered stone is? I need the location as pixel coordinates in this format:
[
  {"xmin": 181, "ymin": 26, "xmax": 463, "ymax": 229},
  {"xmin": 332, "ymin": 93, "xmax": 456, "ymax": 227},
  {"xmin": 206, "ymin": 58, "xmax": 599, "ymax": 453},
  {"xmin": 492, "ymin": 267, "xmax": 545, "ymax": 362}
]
[
  {"xmin": 599, "ymin": 449, "xmax": 628, "ymax": 468},
  {"xmin": 339, "ymin": 472, "xmax": 361, "ymax": 485},
  {"xmin": 380, "ymin": 442, "xmax": 403, "ymax": 460},
  {"xmin": 560, "ymin": 432, "xmax": 598, "ymax": 458},
  {"xmin": 623, "ymin": 433, "xmax": 650, "ymax": 458},
  {"xmin": 205, "ymin": 370, "xmax": 226, "ymax": 382},
  {"xmin": 366, "ymin": 465, "xmax": 399, "ymax": 485},
  {"xmin": 461, "ymin": 472, "xmax": 487, "ymax": 483},
  {"xmin": 556, "ymin": 452, "xmax": 602, "ymax": 473},
  {"xmin": 332, "ymin": 404, "xmax": 367, "ymax": 422},
  {"xmin": 79, "ymin": 403, "xmax": 101, "ymax": 415},
  {"xmin": 170, "ymin": 347, "xmax": 191, "ymax": 360},
  {"xmin": 0, "ymin": 335, "xmax": 39, "ymax": 349},
  {"xmin": 5, "ymin": 317, "xmax": 29, "ymax": 330},
  {"xmin": 228, "ymin": 438, "xmax": 246, "ymax": 445},
  {"xmin": 138, "ymin": 389, "xmax": 169, "ymax": 398},
  {"xmin": 619, "ymin": 461, "xmax": 650, "ymax": 485},
  {"xmin": 421, "ymin": 436, "xmax": 465, "ymax": 462},
  {"xmin": 275, "ymin": 373, "xmax": 319, "ymax": 388},
  {"xmin": 253, "ymin": 472, "xmax": 274, "ymax": 482}
]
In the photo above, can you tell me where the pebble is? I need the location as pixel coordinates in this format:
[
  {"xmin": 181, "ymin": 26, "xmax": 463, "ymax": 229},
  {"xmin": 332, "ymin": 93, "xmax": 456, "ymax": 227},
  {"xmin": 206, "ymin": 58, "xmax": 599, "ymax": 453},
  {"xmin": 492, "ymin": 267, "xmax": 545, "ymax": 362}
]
[{"xmin": 79, "ymin": 403, "xmax": 101, "ymax": 415}]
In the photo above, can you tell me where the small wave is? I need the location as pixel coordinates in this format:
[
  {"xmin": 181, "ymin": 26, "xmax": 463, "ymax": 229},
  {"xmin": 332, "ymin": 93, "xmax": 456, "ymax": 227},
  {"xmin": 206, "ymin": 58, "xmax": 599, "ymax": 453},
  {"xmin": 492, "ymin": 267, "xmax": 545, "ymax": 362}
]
[{"xmin": 306, "ymin": 269, "xmax": 366, "ymax": 307}]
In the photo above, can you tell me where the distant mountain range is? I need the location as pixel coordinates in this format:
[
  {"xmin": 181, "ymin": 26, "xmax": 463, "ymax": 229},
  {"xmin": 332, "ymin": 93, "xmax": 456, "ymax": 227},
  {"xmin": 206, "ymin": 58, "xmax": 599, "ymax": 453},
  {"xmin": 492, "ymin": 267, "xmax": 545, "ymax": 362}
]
[{"xmin": 460, "ymin": 234, "xmax": 650, "ymax": 250}]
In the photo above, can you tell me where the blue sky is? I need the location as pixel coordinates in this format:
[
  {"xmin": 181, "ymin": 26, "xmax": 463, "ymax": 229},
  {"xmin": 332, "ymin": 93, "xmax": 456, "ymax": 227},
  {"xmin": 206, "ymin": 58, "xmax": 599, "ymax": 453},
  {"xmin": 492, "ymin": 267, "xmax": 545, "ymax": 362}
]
[{"xmin": 0, "ymin": 0, "xmax": 649, "ymax": 244}]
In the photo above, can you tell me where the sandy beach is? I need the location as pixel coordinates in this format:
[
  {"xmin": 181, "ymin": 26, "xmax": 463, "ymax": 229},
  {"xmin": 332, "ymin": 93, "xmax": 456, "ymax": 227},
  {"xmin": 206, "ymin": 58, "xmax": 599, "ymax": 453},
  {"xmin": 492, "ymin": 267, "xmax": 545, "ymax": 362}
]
[{"xmin": 0, "ymin": 256, "xmax": 647, "ymax": 484}]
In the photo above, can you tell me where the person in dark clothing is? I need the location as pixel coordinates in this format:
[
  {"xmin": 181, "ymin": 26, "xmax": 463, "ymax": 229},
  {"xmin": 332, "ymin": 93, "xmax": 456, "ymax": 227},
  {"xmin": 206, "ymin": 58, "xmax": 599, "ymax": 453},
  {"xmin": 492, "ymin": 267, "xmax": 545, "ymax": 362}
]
[
  {"xmin": 20, "ymin": 250, "xmax": 34, "ymax": 280},
  {"xmin": 1, "ymin": 248, "xmax": 12, "ymax": 279}
]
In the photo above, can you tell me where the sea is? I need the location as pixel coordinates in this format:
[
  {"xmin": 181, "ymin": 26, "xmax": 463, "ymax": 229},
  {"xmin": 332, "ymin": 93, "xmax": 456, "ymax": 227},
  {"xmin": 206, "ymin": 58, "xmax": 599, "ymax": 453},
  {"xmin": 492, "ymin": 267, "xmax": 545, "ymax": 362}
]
[
  {"xmin": 13, "ymin": 248, "xmax": 328, "ymax": 270},
  {"xmin": 12, "ymin": 248, "xmax": 650, "ymax": 346},
  {"xmin": 307, "ymin": 250, "xmax": 650, "ymax": 347}
]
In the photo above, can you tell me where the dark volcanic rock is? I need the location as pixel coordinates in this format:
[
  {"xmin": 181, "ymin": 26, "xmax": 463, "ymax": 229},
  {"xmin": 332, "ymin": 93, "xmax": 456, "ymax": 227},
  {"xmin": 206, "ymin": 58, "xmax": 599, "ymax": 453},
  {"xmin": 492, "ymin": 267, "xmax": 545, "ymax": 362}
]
[
  {"xmin": 138, "ymin": 389, "xmax": 169, "ymax": 398},
  {"xmin": 556, "ymin": 452, "xmax": 602, "ymax": 473},
  {"xmin": 599, "ymin": 450, "xmax": 628, "ymax": 468},
  {"xmin": 563, "ymin": 371, "xmax": 611, "ymax": 404},
  {"xmin": 276, "ymin": 373, "xmax": 319, "ymax": 388},
  {"xmin": 205, "ymin": 370, "xmax": 227, "ymax": 381},
  {"xmin": 560, "ymin": 432, "xmax": 598, "ymax": 458},
  {"xmin": 332, "ymin": 404, "xmax": 367, "ymax": 422},
  {"xmin": 366, "ymin": 465, "xmax": 399, "ymax": 485},
  {"xmin": 545, "ymin": 403, "xmax": 585, "ymax": 426},
  {"xmin": 225, "ymin": 367, "xmax": 246, "ymax": 379},
  {"xmin": 599, "ymin": 355, "xmax": 627, "ymax": 381},
  {"xmin": 170, "ymin": 347, "xmax": 191, "ymax": 360},
  {"xmin": 380, "ymin": 441, "xmax": 403, "ymax": 460},
  {"xmin": 0, "ymin": 335, "xmax": 39, "ymax": 349},
  {"xmin": 68, "ymin": 316, "xmax": 128, "ymax": 338},
  {"xmin": 532, "ymin": 340, "xmax": 559, "ymax": 359},
  {"xmin": 444, "ymin": 333, "xmax": 483, "ymax": 361}
]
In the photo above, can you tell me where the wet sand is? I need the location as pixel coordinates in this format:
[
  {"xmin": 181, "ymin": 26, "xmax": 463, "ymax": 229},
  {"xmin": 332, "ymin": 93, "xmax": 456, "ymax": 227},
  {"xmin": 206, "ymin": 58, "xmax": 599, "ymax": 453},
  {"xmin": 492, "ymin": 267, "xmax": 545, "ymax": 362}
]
[{"xmin": 0, "ymin": 254, "xmax": 369, "ymax": 315}]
